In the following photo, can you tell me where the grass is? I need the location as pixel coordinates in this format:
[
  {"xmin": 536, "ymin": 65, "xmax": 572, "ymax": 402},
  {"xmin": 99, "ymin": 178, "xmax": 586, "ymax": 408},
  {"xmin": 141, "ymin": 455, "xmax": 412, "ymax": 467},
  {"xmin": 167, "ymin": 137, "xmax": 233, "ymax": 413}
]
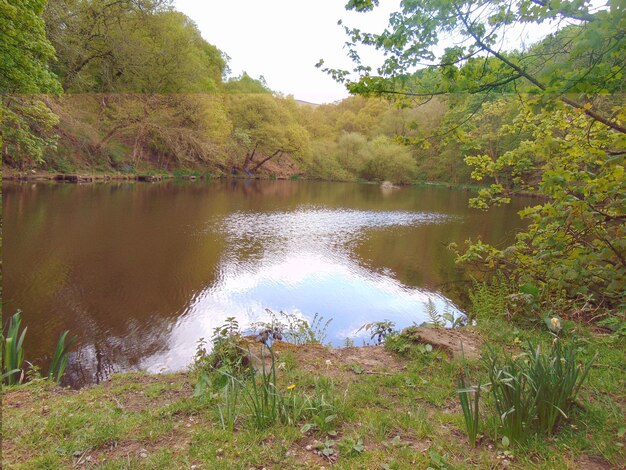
[{"xmin": 2, "ymin": 319, "xmax": 624, "ymax": 469}]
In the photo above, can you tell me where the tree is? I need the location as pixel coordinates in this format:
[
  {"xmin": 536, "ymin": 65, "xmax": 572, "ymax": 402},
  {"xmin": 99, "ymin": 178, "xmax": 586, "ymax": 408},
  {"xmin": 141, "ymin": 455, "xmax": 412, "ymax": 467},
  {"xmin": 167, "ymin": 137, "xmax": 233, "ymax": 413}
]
[
  {"xmin": 324, "ymin": 0, "xmax": 625, "ymax": 132},
  {"xmin": 0, "ymin": 0, "xmax": 60, "ymax": 94},
  {"xmin": 227, "ymin": 94, "xmax": 310, "ymax": 173},
  {"xmin": 1, "ymin": 0, "xmax": 61, "ymax": 167},
  {"xmin": 44, "ymin": 0, "xmax": 226, "ymax": 93},
  {"xmin": 323, "ymin": 0, "xmax": 626, "ymax": 308}
]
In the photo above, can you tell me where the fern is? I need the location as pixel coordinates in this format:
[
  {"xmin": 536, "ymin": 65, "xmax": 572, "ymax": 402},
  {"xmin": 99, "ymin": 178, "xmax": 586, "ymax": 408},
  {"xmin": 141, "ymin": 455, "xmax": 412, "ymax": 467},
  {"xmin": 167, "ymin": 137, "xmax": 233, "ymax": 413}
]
[
  {"xmin": 426, "ymin": 299, "xmax": 443, "ymax": 326},
  {"xmin": 468, "ymin": 273, "xmax": 511, "ymax": 321}
]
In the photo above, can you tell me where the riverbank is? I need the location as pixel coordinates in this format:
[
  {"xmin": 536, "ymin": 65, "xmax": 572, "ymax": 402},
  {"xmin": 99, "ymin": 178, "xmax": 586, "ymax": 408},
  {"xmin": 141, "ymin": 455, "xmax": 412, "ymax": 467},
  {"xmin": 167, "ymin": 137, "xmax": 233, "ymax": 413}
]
[
  {"xmin": 3, "ymin": 319, "xmax": 624, "ymax": 469},
  {"xmin": 3, "ymin": 168, "xmax": 547, "ymax": 200}
]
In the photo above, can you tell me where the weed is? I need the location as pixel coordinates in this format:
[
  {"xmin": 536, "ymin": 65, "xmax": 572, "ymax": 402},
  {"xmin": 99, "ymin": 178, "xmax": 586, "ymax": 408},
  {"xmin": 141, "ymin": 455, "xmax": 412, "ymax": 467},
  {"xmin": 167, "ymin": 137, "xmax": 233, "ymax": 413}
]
[
  {"xmin": 252, "ymin": 310, "xmax": 331, "ymax": 345},
  {"xmin": 358, "ymin": 320, "xmax": 395, "ymax": 344},
  {"xmin": 48, "ymin": 330, "xmax": 78, "ymax": 384}
]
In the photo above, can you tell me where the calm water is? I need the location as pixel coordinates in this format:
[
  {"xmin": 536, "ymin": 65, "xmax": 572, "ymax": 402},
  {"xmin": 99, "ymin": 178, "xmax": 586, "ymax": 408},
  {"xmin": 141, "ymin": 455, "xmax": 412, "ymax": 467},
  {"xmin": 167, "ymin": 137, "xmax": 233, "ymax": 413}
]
[{"xmin": 3, "ymin": 180, "xmax": 531, "ymax": 385}]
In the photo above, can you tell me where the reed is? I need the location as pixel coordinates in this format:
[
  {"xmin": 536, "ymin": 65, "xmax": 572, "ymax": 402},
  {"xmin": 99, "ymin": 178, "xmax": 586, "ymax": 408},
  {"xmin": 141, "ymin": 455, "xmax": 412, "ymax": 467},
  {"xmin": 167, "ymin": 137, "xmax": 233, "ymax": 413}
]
[
  {"xmin": 486, "ymin": 338, "xmax": 596, "ymax": 442},
  {"xmin": 457, "ymin": 353, "xmax": 481, "ymax": 447},
  {"xmin": 48, "ymin": 330, "xmax": 78, "ymax": 384},
  {"xmin": 525, "ymin": 340, "xmax": 596, "ymax": 434},
  {"xmin": 2, "ymin": 311, "xmax": 27, "ymax": 385}
]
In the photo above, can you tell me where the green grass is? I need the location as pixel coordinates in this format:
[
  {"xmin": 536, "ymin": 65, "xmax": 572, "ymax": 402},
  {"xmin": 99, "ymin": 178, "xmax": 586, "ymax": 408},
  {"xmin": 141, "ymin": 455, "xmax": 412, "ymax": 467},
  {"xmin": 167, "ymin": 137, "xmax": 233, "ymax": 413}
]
[{"xmin": 2, "ymin": 320, "xmax": 624, "ymax": 469}]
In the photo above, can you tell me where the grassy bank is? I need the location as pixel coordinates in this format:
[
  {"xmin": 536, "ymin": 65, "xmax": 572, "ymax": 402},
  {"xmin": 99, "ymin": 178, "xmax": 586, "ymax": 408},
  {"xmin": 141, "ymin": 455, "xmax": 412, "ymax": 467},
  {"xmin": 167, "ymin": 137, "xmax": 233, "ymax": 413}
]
[{"xmin": 2, "ymin": 319, "xmax": 624, "ymax": 469}]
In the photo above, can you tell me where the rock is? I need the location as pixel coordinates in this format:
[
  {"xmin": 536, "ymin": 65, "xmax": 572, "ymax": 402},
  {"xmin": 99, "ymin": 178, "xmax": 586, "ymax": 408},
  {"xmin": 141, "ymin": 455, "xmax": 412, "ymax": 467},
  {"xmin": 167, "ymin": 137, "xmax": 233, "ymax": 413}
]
[{"xmin": 402, "ymin": 326, "xmax": 482, "ymax": 359}]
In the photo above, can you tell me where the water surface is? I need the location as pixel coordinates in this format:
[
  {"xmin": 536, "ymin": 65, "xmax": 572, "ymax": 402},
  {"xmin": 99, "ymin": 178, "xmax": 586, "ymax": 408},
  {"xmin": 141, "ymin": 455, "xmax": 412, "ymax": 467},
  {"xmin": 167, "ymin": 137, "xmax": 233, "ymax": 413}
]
[{"xmin": 3, "ymin": 180, "xmax": 531, "ymax": 385}]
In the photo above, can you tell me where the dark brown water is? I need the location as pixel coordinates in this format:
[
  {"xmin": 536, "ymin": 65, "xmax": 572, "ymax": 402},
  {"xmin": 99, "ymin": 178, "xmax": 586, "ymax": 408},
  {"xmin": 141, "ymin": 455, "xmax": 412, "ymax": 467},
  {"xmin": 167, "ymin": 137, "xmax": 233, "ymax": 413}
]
[{"xmin": 3, "ymin": 180, "xmax": 532, "ymax": 385}]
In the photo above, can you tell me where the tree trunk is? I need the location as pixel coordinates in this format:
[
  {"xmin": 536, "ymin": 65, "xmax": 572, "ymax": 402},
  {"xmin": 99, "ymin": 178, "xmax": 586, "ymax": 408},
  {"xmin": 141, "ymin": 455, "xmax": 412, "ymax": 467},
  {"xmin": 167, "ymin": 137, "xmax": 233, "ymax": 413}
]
[
  {"xmin": 251, "ymin": 150, "xmax": 283, "ymax": 172},
  {"xmin": 242, "ymin": 143, "xmax": 258, "ymax": 171}
]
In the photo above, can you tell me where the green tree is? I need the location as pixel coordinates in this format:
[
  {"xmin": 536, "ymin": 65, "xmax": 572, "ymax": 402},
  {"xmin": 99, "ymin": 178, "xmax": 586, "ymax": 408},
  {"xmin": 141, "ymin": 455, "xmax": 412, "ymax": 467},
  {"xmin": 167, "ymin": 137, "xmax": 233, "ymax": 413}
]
[
  {"xmin": 325, "ymin": 0, "xmax": 626, "ymax": 308},
  {"xmin": 0, "ymin": 0, "xmax": 60, "ymax": 93},
  {"xmin": 227, "ymin": 94, "xmax": 310, "ymax": 173},
  {"xmin": 44, "ymin": 0, "xmax": 226, "ymax": 93},
  {"xmin": 1, "ymin": 0, "xmax": 61, "ymax": 167}
]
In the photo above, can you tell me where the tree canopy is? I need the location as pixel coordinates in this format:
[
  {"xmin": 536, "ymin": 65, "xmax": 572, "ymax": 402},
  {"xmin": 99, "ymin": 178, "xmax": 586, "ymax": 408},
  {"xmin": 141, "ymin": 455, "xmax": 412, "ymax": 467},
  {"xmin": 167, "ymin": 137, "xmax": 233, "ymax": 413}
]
[{"xmin": 320, "ymin": 0, "xmax": 626, "ymax": 308}]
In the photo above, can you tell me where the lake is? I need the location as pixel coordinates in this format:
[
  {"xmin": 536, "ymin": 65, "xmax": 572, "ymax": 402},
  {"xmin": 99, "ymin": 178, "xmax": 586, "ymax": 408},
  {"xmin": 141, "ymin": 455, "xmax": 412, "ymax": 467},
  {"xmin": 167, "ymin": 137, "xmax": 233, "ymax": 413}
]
[{"xmin": 3, "ymin": 180, "xmax": 532, "ymax": 385}]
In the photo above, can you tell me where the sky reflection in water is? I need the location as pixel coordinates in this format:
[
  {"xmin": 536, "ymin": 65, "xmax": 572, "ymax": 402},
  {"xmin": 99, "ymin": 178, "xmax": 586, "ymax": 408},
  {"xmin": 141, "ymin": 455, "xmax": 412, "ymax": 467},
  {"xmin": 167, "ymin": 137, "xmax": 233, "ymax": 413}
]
[{"xmin": 142, "ymin": 208, "xmax": 461, "ymax": 372}]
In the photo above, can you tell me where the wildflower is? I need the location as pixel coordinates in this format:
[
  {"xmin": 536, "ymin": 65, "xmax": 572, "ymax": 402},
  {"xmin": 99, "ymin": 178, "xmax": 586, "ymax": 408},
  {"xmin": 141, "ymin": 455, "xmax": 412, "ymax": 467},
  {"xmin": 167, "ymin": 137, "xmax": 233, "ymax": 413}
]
[
  {"xmin": 513, "ymin": 337, "xmax": 521, "ymax": 345},
  {"xmin": 325, "ymin": 359, "xmax": 333, "ymax": 368},
  {"xmin": 550, "ymin": 317, "xmax": 561, "ymax": 331},
  {"xmin": 287, "ymin": 384, "xmax": 296, "ymax": 391}
]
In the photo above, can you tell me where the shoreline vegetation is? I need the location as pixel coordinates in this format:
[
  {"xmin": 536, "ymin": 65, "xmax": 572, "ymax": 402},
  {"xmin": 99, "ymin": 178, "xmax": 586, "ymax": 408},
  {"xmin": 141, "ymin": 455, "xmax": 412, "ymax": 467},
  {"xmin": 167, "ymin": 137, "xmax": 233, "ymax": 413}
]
[
  {"xmin": 2, "ymin": 168, "xmax": 548, "ymax": 200},
  {"xmin": 3, "ymin": 317, "xmax": 624, "ymax": 469}
]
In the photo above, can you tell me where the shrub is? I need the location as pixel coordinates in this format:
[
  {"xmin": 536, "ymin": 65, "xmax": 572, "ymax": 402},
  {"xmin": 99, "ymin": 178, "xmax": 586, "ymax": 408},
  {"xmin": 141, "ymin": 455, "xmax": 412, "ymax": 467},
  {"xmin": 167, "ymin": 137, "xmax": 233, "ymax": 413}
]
[{"xmin": 359, "ymin": 136, "xmax": 417, "ymax": 184}]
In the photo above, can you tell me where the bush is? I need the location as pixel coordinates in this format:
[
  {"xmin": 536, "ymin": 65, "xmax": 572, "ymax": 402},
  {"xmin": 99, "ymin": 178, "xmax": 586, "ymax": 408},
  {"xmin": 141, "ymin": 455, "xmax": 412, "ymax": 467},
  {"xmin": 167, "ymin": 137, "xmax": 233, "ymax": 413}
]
[{"xmin": 359, "ymin": 136, "xmax": 417, "ymax": 184}]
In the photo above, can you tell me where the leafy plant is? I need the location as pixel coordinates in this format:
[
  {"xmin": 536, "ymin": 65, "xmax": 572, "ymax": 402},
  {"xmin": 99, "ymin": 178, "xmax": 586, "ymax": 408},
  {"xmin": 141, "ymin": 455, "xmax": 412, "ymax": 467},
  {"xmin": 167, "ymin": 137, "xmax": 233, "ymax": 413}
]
[
  {"xmin": 299, "ymin": 378, "xmax": 341, "ymax": 436},
  {"xmin": 316, "ymin": 438, "xmax": 336, "ymax": 459},
  {"xmin": 252, "ymin": 310, "xmax": 332, "ymax": 345},
  {"xmin": 194, "ymin": 317, "xmax": 248, "ymax": 375},
  {"xmin": 2, "ymin": 311, "xmax": 27, "ymax": 385},
  {"xmin": 358, "ymin": 320, "xmax": 395, "ymax": 344},
  {"xmin": 48, "ymin": 330, "xmax": 77, "ymax": 384},
  {"xmin": 339, "ymin": 437, "xmax": 365, "ymax": 456}
]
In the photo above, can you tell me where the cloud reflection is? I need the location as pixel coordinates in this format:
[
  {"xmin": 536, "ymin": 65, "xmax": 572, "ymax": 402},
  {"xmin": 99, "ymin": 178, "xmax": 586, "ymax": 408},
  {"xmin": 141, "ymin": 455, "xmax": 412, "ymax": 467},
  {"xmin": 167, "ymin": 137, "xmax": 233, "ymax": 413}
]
[{"xmin": 142, "ymin": 208, "xmax": 462, "ymax": 372}]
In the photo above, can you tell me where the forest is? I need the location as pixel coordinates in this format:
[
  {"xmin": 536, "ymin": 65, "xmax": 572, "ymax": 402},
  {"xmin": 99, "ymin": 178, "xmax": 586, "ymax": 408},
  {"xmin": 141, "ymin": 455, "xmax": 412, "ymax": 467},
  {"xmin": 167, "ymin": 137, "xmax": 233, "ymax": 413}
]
[{"xmin": 3, "ymin": 0, "xmax": 617, "ymax": 188}]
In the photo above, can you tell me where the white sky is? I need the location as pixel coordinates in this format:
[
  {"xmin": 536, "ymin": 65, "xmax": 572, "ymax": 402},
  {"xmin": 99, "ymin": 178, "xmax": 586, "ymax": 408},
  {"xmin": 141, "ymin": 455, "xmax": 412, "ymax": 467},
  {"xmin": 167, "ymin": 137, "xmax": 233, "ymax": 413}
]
[
  {"xmin": 173, "ymin": 0, "xmax": 592, "ymax": 104},
  {"xmin": 174, "ymin": 0, "xmax": 399, "ymax": 103}
]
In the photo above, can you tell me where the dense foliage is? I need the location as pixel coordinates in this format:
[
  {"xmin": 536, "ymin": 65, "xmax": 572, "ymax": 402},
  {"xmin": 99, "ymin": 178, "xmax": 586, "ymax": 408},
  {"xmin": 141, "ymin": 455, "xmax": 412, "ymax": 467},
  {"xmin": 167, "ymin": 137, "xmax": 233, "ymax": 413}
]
[{"xmin": 322, "ymin": 0, "xmax": 626, "ymax": 310}]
